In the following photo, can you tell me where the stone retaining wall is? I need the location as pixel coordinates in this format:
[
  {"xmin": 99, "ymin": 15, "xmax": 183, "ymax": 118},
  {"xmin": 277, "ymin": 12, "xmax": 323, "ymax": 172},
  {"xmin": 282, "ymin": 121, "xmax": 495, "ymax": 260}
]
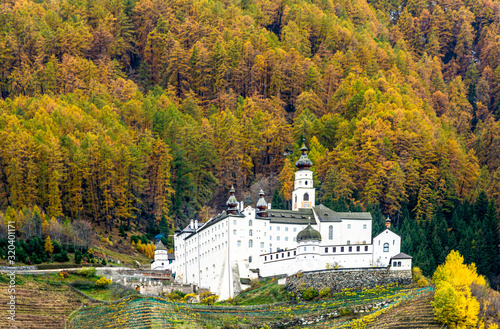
[{"xmin": 285, "ymin": 268, "xmax": 412, "ymax": 294}]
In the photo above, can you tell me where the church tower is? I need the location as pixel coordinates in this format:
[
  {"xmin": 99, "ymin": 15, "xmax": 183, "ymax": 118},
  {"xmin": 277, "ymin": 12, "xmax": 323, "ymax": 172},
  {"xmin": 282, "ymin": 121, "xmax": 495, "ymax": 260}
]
[{"xmin": 292, "ymin": 143, "xmax": 315, "ymax": 210}]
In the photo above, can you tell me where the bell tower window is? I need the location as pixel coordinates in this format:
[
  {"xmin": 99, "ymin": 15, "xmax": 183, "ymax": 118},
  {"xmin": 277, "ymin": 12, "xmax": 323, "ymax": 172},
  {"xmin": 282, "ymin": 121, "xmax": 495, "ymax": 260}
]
[{"xmin": 304, "ymin": 193, "xmax": 309, "ymax": 201}]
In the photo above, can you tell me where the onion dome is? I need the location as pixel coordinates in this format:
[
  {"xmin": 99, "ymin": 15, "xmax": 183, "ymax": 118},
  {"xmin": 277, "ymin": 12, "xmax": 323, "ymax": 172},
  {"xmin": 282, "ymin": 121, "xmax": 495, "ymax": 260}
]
[
  {"xmin": 256, "ymin": 188, "xmax": 268, "ymax": 217},
  {"xmin": 297, "ymin": 223, "xmax": 322, "ymax": 242},
  {"xmin": 226, "ymin": 184, "xmax": 238, "ymax": 214},
  {"xmin": 256, "ymin": 189, "xmax": 267, "ymax": 211},
  {"xmin": 295, "ymin": 143, "xmax": 313, "ymax": 170}
]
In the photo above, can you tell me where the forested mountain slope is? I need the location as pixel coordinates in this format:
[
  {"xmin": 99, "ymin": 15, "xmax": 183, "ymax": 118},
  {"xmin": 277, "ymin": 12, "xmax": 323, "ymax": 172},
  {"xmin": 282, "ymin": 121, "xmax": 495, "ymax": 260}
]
[{"xmin": 0, "ymin": 0, "xmax": 499, "ymax": 282}]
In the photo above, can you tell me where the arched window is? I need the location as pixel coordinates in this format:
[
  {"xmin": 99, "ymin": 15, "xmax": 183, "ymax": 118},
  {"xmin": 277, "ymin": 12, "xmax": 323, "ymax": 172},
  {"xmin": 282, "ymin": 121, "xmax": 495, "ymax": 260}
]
[
  {"xmin": 305, "ymin": 180, "xmax": 308, "ymax": 185},
  {"xmin": 249, "ymin": 239, "xmax": 253, "ymax": 248},
  {"xmin": 295, "ymin": 195, "xmax": 297, "ymax": 202},
  {"xmin": 329, "ymin": 225, "xmax": 333, "ymax": 240},
  {"xmin": 249, "ymin": 256, "xmax": 252, "ymax": 263},
  {"xmin": 304, "ymin": 193, "xmax": 309, "ymax": 201},
  {"xmin": 249, "ymin": 220, "xmax": 253, "ymax": 226},
  {"xmin": 383, "ymin": 243, "xmax": 389, "ymax": 252},
  {"xmin": 249, "ymin": 229, "xmax": 253, "ymax": 236}
]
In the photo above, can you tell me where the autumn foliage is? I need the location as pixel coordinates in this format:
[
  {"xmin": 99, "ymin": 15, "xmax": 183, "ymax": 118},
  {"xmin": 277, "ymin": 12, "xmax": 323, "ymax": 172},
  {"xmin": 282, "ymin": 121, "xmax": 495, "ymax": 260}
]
[{"xmin": 432, "ymin": 251, "xmax": 486, "ymax": 328}]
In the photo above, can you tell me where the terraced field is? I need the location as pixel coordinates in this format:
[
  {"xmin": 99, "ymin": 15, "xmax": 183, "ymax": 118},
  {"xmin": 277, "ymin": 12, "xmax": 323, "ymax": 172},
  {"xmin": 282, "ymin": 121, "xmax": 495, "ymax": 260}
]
[
  {"xmin": 366, "ymin": 291, "xmax": 440, "ymax": 329},
  {"xmin": 69, "ymin": 286, "xmax": 434, "ymax": 328},
  {"xmin": 0, "ymin": 278, "xmax": 85, "ymax": 329}
]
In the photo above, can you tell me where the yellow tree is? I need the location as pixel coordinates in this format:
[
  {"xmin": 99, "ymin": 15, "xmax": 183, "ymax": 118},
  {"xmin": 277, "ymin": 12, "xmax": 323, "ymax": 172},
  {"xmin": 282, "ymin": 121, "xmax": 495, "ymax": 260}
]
[
  {"xmin": 44, "ymin": 236, "xmax": 54, "ymax": 256},
  {"xmin": 432, "ymin": 251, "xmax": 484, "ymax": 328},
  {"xmin": 278, "ymin": 158, "xmax": 295, "ymax": 209}
]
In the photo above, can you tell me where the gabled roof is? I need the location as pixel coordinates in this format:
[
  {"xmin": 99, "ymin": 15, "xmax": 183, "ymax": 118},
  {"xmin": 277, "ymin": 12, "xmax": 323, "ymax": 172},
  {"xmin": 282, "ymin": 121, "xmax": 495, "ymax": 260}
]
[
  {"xmin": 391, "ymin": 252, "xmax": 413, "ymax": 260},
  {"xmin": 373, "ymin": 228, "xmax": 402, "ymax": 239},
  {"xmin": 264, "ymin": 208, "xmax": 316, "ymax": 225}
]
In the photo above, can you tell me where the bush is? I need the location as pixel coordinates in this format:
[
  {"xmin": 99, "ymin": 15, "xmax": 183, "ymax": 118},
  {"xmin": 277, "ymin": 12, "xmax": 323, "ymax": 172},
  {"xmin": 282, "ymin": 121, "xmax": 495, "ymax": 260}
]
[
  {"xmin": 110, "ymin": 284, "xmax": 139, "ymax": 298},
  {"xmin": 60, "ymin": 271, "xmax": 69, "ymax": 278},
  {"xmin": 201, "ymin": 295, "xmax": 218, "ymax": 306},
  {"xmin": 302, "ymin": 287, "xmax": 318, "ymax": 300},
  {"xmin": 30, "ymin": 252, "xmax": 42, "ymax": 264},
  {"xmin": 167, "ymin": 290, "xmax": 186, "ymax": 301},
  {"xmin": 96, "ymin": 277, "xmax": 112, "ymax": 286},
  {"xmin": 53, "ymin": 250, "xmax": 70, "ymax": 262},
  {"xmin": 71, "ymin": 281, "xmax": 97, "ymax": 290},
  {"xmin": 319, "ymin": 287, "xmax": 331, "ymax": 297},
  {"xmin": 200, "ymin": 291, "xmax": 218, "ymax": 306},
  {"xmin": 77, "ymin": 267, "xmax": 97, "ymax": 278},
  {"xmin": 340, "ymin": 308, "xmax": 352, "ymax": 316},
  {"xmin": 74, "ymin": 250, "xmax": 83, "ymax": 264}
]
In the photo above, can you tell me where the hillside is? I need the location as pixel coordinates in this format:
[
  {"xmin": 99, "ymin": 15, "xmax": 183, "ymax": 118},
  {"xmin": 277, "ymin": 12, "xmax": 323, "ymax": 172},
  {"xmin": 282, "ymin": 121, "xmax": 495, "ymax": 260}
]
[{"xmin": 0, "ymin": 0, "xmax": 499, "ymax": 281}]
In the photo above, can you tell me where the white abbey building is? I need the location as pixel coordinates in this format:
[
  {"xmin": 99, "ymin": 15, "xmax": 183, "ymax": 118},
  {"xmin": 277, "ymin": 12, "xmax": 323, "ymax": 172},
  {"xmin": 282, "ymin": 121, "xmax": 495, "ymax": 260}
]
[{"xmin": 153, "ymin": 144, "xmax": 412, "ymax": 300}]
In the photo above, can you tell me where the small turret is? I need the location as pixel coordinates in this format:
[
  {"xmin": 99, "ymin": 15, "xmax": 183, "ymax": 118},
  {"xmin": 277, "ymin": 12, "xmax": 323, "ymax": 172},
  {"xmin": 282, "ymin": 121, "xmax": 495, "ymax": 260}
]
[
  {"xmin": 256, "ymin": 189, "xmax": 268, "ymax": 217},
  {"xmin": 385, "ymin": 216, "xmax": 391, "ymax": 230},
  {"xmin": 295, "ymin": 143, "xmax": 313, "ymax": 170},
  {"xmin": 226, "ymin": 184, "xmax": 238, "ymax": 215}
]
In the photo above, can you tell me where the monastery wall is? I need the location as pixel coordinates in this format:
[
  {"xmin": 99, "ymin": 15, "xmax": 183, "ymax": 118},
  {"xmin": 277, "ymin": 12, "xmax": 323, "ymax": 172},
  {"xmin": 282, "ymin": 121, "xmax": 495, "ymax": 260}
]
[{"xmin": 285, "ymin": 267, "xmax": 412, "ymax": 294}]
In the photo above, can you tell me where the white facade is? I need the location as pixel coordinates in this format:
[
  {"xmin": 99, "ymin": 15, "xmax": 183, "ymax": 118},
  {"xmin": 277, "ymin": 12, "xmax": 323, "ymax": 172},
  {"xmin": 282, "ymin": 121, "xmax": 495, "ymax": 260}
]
[
  {"xmin": 292, "ymin": 169, "xmax": 315, "ymax": 210},
  {"xmin": 169, "ymin": 146, "xmax": 412, "ymax": 300},
  {"xmin": 372, "ymin": 229, "xmax": 402, "ymax": 267}
]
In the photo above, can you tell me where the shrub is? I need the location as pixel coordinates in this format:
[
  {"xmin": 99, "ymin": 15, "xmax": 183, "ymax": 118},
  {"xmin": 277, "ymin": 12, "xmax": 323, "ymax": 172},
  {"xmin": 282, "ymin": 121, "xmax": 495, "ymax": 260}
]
[
  {"xmin": 77, "ymin": 267, "xmax": 97, "ymax": 278},
  {"xmin": 319, "ymin": 287, "xmax": 331, "ymax": 297},
  {"xmin": 302, "ymin": 287, "xmax": 318, "ymax": 300},
  {"xmin": 183, "ymin": 293, "xmax": 197, "ymax": 303},
  {"xmin": 201, "ymin": 295, "xmax": 218, "ymax": 306},
  {"xmin": 167, "ymin": 290, "xmax": 186, "ymax": 301},
  {"xmin": 110, "ymin": 284, "xmax": 139, "ymax": 298},
  {"xmin": 221, "ymin": 315, "xmax": 238, "ymax": 328},
  {"xmin": 60, "ymin": 271, "xmax": 69, "ymax": 278},
  {"xmin": 53, "ymin": 250, "xmax": 69, "ymax": 262},
  {"xmin": 74, "ymin": 250, "xmax": 83, "ymax": 264},
  {"xmin": 71, "ymin": 281, "xmax": 97, "ymax": 289},
  {"xmin": 200, "ymin": 291, "xmax": 218, "ymax": 306},
  {"xmin": 96, "ymin": 277, "xmax": 112, "ymax": 286},
  {"xmin": 340, "ymin": 308, "xmax": 352, "ymax": 316}
]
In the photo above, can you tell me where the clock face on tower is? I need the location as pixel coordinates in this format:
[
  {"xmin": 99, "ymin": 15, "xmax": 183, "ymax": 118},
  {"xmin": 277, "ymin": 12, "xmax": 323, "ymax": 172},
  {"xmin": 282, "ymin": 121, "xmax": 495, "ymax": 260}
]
[{"xmin": 302, "ymin": 201, "xmax": 311, "ymax": 208}]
